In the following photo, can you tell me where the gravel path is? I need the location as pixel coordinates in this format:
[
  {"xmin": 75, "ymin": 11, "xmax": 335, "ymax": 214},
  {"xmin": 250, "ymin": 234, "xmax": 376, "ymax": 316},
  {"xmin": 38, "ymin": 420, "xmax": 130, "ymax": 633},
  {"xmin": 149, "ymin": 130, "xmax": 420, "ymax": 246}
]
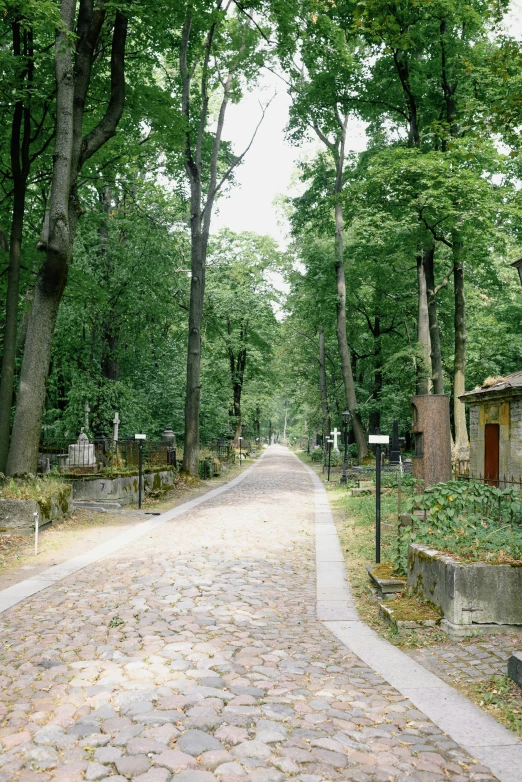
[{"xmin": 0, "ymin": 447, "xmax": 497, "ymax": 782}]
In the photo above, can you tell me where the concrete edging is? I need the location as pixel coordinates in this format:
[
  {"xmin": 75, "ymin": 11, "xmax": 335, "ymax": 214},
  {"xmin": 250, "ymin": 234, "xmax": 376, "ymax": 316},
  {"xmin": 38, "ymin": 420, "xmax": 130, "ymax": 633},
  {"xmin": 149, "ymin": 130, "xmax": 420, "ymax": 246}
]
[
  {"xmin": 296, "ymin": 453, "xmax": 522, "ymax": 782},
  {"xmin": 0, "ymin": 453, "xmax": 266, "ymax": 615}
]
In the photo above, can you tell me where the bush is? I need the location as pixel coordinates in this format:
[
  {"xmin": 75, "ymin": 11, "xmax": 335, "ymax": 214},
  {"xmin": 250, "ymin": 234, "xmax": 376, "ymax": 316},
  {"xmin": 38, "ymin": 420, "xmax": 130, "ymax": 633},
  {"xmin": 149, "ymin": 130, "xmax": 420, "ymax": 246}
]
[{"xmin": 395, "ymin": 480, "xmax": 522, "ymax": 572}]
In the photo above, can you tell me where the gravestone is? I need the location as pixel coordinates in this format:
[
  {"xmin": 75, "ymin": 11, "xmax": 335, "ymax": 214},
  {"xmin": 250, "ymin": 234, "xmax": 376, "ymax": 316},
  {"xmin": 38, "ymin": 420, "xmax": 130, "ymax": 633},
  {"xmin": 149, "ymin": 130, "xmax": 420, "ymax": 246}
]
[
  {"xmin": 113, "ymin": 411, "xmax": 120, "ymax": 442},
  {"xmin": 390, "ymin": 419, "xmax": 401, "ymax": 464},
  {"xmin": 330, "ymin": 427, "xmax": 340, "ymax": 451},
  {"xmin": 68, "ymin": 431, "xmax": 96, "ymax": 468}
]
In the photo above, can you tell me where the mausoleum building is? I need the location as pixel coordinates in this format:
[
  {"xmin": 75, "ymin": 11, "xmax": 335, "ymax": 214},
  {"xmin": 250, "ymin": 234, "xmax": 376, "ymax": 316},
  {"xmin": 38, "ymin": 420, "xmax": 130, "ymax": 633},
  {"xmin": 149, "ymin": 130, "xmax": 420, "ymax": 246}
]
[{"xmin": 461, "ymin": 370, "xmax": 522, "ymax": 485}]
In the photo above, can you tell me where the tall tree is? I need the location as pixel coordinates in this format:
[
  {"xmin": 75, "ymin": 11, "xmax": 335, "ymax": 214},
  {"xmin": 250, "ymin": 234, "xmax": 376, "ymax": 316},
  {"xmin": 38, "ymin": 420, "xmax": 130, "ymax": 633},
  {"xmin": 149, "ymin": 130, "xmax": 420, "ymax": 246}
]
[
  {"xmin": 178, "ymin": 4, "xmax": 269, "ymax": 474},
  {"xmin": 0, "ymin": 7, "xmax": 56, "ymax": 472},
  {"xmin": 7, "ymin": 0, "xmax": 128, "ymax": 475},
  {"xmin": 285, "ymin": 11, "xmax": 369, "ymax": 458}
]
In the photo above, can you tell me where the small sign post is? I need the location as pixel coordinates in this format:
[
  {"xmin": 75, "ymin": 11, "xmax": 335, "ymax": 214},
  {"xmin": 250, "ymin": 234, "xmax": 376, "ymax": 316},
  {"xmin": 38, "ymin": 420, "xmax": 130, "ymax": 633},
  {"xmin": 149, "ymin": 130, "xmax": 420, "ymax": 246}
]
[
  {"xmin": 238, "ymin": 436, "xmax": 243, "ymax": 464},
  {"xmin": 369, "ymin": 432, "xmax": 389, "ymax": 563},
  {"xmin": 34, "ymin": 510, "xmax": 39, "ymax": 556},
  {"xmin": 135, "ymin": 434, "xmax": 146, "ymax": 509}
]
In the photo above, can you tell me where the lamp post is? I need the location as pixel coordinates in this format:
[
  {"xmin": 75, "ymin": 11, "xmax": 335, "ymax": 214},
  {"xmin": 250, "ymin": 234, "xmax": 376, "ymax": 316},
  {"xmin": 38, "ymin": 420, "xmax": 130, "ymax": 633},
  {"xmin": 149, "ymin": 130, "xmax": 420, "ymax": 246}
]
[
  {"xmin": 135, "ymin": 434, "xmax": 146, "ymax": 509},
  {"xmin": 340, "ymin": 410, "xmax": 350, "ymax": 485}
]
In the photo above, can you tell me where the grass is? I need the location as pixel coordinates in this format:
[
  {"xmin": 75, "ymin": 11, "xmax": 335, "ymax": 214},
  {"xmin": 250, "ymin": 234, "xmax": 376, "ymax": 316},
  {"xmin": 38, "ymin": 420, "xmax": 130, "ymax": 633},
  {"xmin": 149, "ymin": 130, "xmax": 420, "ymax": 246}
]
[
  {"xmin": 460, "ymin": 675, "xmax": 522, "ymax": 737},
  {"xmin": 0, "ymin": 474, "xmax": 69, "ymax": 502}
]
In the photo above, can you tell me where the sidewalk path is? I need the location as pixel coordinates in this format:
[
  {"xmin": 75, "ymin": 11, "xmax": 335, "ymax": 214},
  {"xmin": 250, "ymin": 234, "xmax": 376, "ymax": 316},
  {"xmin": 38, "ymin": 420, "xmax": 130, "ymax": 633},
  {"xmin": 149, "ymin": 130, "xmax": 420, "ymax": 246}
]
[{"xmin": 0, "ymin": 446, "xmax": 509, "ymax": 782}]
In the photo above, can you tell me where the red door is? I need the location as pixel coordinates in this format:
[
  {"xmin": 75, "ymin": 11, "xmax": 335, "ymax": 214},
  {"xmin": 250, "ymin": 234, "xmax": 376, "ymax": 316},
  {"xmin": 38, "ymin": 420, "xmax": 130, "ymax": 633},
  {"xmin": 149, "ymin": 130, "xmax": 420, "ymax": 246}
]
[{"xmin": 484, "ymin": 423, "xmax": 500, "ymax": 486}]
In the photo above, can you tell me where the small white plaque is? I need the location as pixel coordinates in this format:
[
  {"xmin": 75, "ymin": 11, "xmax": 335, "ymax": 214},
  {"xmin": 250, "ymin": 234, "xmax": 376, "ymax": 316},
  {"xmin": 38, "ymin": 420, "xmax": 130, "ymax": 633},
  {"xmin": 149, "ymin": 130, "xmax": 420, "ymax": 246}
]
[
  {"xmin": 368, "ymin": 434, "xmax": 389, "ymax": 444},
  {"xmin": 135, "ymin": 433, "xmax": 147, "ymax": 440}
]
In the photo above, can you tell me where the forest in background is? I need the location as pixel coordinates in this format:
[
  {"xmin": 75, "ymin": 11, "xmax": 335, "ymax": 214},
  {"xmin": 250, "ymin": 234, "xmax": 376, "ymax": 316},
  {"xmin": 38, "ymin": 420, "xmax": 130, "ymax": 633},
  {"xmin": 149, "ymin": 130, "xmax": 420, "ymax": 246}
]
[{"xmin": 1, "ymin": 0, "xmax": 522, "ymax": 475}]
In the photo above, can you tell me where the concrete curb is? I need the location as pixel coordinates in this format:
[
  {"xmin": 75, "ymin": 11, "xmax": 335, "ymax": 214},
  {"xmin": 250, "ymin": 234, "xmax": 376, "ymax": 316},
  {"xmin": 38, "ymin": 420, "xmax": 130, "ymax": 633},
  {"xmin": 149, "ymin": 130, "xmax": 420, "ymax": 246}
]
[
  {"xmin": 296, "ymin": 454, "xmax": 522, "ymax": 782},
  {"xmin": 0, "ymin": 451, "xmax": 267, "ymax": 615}
]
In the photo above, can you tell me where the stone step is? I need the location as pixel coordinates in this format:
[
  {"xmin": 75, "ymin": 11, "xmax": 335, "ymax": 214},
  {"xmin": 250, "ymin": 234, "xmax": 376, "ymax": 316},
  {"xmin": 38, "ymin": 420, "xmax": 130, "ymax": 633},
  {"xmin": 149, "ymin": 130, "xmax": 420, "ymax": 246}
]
[{"xmin": 73, "ymin": 501, "xmax": 122, "ymax": 511}]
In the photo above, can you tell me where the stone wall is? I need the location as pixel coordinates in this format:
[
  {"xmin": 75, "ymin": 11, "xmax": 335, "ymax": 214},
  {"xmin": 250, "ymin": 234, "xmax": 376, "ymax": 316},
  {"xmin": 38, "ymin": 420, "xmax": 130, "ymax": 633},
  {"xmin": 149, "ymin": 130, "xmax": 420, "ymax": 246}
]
[
  {"xmin": 408, "ymin": 543, "xmax": 522, "ymax": 636},
  {"xmin": 69, "ymin": 469, "xmax": 176, "ymax": 506},
  {"xmin": 0, "ymin": 485, "xmax": 72, "ymax": 536}
]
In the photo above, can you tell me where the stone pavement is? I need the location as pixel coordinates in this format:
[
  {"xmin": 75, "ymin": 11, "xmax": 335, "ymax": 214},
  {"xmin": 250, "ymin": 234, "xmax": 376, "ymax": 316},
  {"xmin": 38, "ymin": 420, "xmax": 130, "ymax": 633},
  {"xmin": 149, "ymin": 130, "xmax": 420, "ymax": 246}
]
[
  {"xmin": 0, "ymin": 447, "xmax": 500, "ymax": 782},
  {"xmin": 408, "ymin": 637, "xmax": 521, "ymax": 687}
]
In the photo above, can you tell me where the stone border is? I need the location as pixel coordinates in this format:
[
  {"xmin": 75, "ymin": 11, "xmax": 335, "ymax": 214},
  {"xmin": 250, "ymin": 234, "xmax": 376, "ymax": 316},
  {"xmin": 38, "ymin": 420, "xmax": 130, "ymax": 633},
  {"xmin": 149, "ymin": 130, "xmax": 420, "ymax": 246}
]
[
  {"xmin": 296, "ymin": 454, "xmax": 522, "ymax": 782},
  {"xmin": 0, "ymin": 452, "xmax": 267, "ymax": 616}
]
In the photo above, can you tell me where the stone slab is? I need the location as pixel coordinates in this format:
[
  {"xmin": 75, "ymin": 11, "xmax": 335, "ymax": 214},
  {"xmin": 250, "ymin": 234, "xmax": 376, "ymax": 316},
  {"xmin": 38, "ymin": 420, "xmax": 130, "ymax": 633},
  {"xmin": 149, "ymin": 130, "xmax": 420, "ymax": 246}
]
[{"xmin": 508, "ymin": 652, "xmax": 522, "ymax": 688}]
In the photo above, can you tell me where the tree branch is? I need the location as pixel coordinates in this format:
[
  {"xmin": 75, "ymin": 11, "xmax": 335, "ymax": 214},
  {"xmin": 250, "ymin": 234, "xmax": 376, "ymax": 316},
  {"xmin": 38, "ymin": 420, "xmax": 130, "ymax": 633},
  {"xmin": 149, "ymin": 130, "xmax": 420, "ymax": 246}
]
[
  {"xmin": 207, "ymin": 93, "xmax": 274, "ymax": 205},
  {"xmin": 81, "ymin": 11, "xmax": 128, "ymax": 165}
]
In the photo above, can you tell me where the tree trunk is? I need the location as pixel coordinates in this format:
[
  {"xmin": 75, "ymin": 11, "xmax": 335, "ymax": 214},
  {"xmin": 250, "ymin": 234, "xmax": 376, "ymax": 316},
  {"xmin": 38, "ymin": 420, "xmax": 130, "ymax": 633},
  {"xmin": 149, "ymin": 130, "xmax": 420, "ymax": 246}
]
[
  {"xmin": 6, "ymin": 2, "xmax": 76, "ymax": 475},
  {"xmin": 318, "ymin": 330, "xmax": 330, "ymax": 447},
  {"xmin": 0, "ymin": 22, "xmax": 32, "ymax": 473},
  {"xmin": 453, "ymin": 237, "xmax": 469, "ymax": 461},
  {"xmin": 334, "ymin": 201, "xmax": 368, "ymax": 459},
  {"xmin": 0, "ymin": 186, "xmax": 26, "ymax": 474},
  {"xmin": 424, "ymin": 243, "xmax": 444, "ymax": 394},
  {"xmin": 101, "ymin": 323, "xmax": 119, "ymax": 380},
  {"xmin": 6, "ymin": 3, "xmax": 128, "ymax": 475},
  {"xmin": 369, "ymin": 314, "xmax": 382, "ymax": 433},
  {"xmin": 232, "ymin": 381, "xmax": 242, "ymax": 444},
  {"xmin": 416, "ymin": 251, "xmax": 432, "ymax": 395},
  {"xmin": 182, "ymin": 225, "xmax": 207, "ymax": 475}
]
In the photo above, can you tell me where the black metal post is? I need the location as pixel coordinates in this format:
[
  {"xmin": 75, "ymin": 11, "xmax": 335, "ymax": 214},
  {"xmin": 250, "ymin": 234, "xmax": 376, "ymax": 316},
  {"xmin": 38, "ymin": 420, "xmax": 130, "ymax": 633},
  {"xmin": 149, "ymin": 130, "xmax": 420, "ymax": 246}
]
[
  {"xmin": 376, "ymin": 430, "xmax": 381, "ymax": 564},
  {"xmin": 138, "ymin": 439, "xmax": 143, "ymax": 510},
  {"xmin": 327, "ymin": 439, "xmax": 332, "ymax": 482},
  {"xmin": 340, "ymin": 415, "xmax": 349, "ymax": 485},
  {"xmin": 239, "ymin": 438, "xmax": 242, "ymax": 464}
]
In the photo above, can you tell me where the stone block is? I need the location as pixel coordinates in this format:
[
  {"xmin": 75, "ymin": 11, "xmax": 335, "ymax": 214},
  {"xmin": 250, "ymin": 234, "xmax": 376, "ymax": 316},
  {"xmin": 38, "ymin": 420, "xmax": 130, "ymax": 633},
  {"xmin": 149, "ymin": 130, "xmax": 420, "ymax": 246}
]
[
  {"xmin": 0, "ymin": 485, "xmax": 72, "ymax": 535},
  {"xmin": 365, "ymin": 564, "xmax": 405, "ymax": 600},
  {"xmin": 508, "ymin": 652, "xmax": 522, "ymax": 688},
  {"xmin": 408, "ymin": 544, "xmax": 522, "ymax": 628}
]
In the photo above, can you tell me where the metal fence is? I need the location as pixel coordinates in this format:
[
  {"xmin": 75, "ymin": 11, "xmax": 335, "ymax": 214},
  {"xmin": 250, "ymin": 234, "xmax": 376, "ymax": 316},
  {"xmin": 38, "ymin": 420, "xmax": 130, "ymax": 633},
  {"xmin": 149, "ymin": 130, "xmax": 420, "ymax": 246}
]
[
  {"xmin": 38, "ymin": 437, "xmax": 176, "ymax": 473},
  {"xmin": 208, "ymin": 440, "xmax": 233, "ymax": 460}
]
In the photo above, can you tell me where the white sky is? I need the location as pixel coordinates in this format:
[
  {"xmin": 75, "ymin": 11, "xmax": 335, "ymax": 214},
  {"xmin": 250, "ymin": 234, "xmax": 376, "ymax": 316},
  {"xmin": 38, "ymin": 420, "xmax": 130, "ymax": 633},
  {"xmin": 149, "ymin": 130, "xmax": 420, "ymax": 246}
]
[
  {"xmin": 212, "ymin": 1, "xmax": 522, "ymax": 248},
  {"xmin": 212, "ymin": 72, "xmax": 367, "ymax": 246}
]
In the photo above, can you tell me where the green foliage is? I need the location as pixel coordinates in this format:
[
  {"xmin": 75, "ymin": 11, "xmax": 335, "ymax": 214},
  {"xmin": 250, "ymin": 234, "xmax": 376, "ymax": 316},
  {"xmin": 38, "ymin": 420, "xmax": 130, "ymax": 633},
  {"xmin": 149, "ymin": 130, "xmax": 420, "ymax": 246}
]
[{"xmin": 396, "ymin": 480, "xmax": 522, "ymax": 572}]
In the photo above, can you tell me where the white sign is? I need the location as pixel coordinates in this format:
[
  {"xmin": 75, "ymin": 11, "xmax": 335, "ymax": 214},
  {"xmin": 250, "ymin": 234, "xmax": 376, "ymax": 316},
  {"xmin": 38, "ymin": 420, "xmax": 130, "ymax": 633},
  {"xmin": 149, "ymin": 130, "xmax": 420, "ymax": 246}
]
[
  {"xmin": 369, "ymin": 434, "xmax": 389, "ymax": 445},
  {"xmin": 135, "ymin": 433, "xmax": 147, "ymax": 440}
]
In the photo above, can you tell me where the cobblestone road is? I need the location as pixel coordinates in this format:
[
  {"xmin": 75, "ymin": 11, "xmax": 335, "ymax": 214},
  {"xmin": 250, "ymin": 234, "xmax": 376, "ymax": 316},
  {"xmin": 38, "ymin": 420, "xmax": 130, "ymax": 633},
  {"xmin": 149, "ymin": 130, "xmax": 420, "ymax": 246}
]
[{"xmin": 0, "ymin": 448, "xmax": 497, "ymax": 782}]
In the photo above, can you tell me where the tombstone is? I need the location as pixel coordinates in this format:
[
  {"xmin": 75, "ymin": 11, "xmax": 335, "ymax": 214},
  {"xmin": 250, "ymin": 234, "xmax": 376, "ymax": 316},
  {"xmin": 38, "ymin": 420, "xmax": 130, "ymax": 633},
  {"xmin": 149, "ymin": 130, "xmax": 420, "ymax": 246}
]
[
  {"xmin": 68, "ymin": 431, "xmax": 96, "ymax": 468},
  {"xmin": 316, "ymin": 434, "xmax": 323, "ymax": 446},
  {"xmin": 390, "ymin": 419, "xmax": 401, "ymax": 464},
  {"xmin": 411, "ymin": 395, "xmax": 452, "ymax": 487},
  {"xmin": 84, "ymin": 402, "xmax": 91, "ymax": 431},
  {"xmin": 113, "ymin": 411, "xmax": 120, "ymax": 442},
  {"xmin": 330, "ymin": 427, "xmax": 340, "ymax": 451}
]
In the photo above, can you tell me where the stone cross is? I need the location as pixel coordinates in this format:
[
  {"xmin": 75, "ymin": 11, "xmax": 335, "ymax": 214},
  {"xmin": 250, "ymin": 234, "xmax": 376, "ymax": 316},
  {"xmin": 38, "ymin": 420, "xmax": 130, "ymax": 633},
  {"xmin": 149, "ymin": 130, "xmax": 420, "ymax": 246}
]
[
  {"xmin": 84, "ymin": 402, "xmax": 90, "ymax": 431},
  {"xmin": 330, "ymin": 427, "xmax": 340, "ymax": 451},
  {"xmin": 113, "ymin": 411, "xmax": 120, "ymax": 442}
]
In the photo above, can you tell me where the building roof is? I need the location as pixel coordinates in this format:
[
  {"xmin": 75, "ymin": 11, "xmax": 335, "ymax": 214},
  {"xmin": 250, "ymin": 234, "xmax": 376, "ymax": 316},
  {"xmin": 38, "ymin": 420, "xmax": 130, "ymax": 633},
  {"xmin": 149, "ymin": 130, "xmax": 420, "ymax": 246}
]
[{"xmin": 460, "ymin": 370, "xmax": 522, "ymax": 401}]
